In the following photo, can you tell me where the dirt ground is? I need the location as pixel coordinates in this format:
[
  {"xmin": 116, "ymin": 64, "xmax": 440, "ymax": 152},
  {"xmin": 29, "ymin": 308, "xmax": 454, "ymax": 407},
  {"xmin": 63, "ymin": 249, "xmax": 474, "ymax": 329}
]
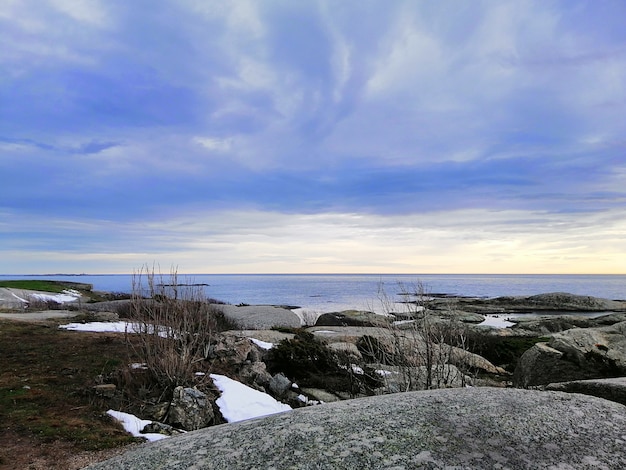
[
  {"xmin": 0, "ymin": 316, "xmax": 141, "ymax": 469},
  {"xmin": 0, "ymin": 432, "xmax": 139, "ymax": 470}
]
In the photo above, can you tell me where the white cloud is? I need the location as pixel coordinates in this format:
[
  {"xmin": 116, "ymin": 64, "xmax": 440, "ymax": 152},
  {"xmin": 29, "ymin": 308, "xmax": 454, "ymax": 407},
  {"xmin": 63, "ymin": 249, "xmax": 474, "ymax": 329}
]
[
  {"xmin": 47, "ymin": 0, "xmax": 109, "ymax": 27},
  {"xmin": 193, "ymin": 136, "xmax": 233, "ymax": 152}
]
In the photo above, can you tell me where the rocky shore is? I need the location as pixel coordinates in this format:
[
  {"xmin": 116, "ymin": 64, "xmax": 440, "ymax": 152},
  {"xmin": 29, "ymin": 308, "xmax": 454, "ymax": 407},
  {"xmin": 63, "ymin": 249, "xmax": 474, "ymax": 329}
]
[{"xmin": 3, "ymin": 286, "xmax": 626, "ymax": 468}]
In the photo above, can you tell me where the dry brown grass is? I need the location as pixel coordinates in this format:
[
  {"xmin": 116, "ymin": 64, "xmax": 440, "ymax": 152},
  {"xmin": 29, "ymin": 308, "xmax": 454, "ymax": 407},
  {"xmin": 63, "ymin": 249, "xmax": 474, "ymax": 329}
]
[{"xmin": 0, "ymin": 318, "xmax": 141, "ymax": 469}]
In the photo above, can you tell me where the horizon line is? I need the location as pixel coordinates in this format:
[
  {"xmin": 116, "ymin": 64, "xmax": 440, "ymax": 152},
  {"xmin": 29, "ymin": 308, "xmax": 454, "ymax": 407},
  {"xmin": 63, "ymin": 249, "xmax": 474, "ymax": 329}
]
[{"xmin": 1, "ymin": 272, "xmax": 624, "ymax": 277}]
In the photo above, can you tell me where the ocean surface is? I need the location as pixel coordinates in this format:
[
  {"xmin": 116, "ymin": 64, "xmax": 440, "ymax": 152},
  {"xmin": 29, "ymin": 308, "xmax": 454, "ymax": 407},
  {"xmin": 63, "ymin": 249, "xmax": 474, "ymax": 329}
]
[{"xmin": 2, "ymin": 274, "xmax": 624, "ymax": 314}]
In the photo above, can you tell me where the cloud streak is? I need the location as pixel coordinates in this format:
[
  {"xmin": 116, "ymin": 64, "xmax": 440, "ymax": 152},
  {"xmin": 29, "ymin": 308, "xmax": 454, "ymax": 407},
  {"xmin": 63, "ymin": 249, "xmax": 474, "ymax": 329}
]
[{"xmin": 1, "ymin": 0, "xmax": 625, "ymax": 274}]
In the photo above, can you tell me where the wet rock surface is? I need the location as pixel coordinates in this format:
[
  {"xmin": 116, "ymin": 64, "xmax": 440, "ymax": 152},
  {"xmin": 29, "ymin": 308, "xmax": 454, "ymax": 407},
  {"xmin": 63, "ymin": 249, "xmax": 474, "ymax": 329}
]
[{"xmin": 86, "ymin": 388, "xmax": 626, "ymax": 469}]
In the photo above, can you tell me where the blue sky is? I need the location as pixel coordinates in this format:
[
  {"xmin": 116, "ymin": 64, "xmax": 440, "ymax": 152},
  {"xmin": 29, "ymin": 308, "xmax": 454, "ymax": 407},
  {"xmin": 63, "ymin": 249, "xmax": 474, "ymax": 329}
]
[{"xmin": 1, "ymin": 0, "xmax": 625, "ymax": 274}]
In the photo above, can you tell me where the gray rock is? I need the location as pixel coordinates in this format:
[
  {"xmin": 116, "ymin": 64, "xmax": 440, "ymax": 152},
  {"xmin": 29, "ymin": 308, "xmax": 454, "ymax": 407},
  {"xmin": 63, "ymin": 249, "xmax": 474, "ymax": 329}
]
[
  {"xmin": 141, "ymin": 422, "xmax": 184, "ymax": 437},
  {"xmin": 512, "ymin": 313, "xmax": 626, "ymax": 335},
  {"xmin": 268, "ymin": 373, "xmax": 292, "ymax": 397},
  {"xmin": 315, "ymin": 310, "xmax": 388, "ymax": 327},
  {"xmin": 546, "ymin": 377, "xmax": 626, "ymax": 406},
  {"xmin": 236, "ymin": 329, "xmax": 295, "ymax": 344},
  {"xmin": 219, "ymin": 304, "xmax": 301, "ymax": 330},
  {"xmin": 435, "ymin": 292, "xmax": 626, "ymax": 315},
  {"xmin": 86, "ymin": 388, "xmax": 626, "ymax": 469},
  {"xmin": 298, "ymin": 387, "xmax": 341, "ymax": 403},
  {"xmin": 166, "ymin": 386, "xmax": 213, "ymax": 431},
  {"xmin": 238, "ymin": 361, "xmax": 272, "ymax": 389},
  {"xmin": 307, "ymin": 326, "xmax": 390, "ymax": 344},
  {"xmin": 209, "ymin": 333, "xmax": 256, "ymax": 367},
  {"xmin": 447, "ymin": 346, "xmax": 507, "ymax": 375},
  {"xmin": 514, "ymin": 321, "xmax": 626, "ymax": 387},
  {"xmin": 514, "ymin": 342, "xmax": 568, "ymax": 388}
]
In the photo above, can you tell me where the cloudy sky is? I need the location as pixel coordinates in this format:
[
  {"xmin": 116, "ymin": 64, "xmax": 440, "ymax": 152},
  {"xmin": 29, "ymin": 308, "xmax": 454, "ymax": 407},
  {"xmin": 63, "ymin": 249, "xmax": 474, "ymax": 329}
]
[{"xmin": 1, "ymin": 0, "xmax": 625, "ymax": 274}]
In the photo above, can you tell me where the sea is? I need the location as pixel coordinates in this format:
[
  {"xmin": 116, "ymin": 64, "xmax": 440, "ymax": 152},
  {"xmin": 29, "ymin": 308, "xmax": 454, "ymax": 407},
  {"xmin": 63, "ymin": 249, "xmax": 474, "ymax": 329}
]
[{"xmin": 2, "ymin": 274, "xmax": 624, "ymax": 314}]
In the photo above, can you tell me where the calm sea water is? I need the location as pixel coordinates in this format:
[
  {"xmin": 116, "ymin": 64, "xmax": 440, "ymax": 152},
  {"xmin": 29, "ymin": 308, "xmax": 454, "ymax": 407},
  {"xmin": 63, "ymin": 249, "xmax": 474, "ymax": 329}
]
[{"xmin": 2, "ymin": 274, "xmax": 624, "ymax": 313}]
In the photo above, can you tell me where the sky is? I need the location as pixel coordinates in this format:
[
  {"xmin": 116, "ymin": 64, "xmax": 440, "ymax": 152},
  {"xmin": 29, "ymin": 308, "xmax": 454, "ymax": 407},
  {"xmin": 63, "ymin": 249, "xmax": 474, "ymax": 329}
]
[{"xmin": 1, "ymin": 0, "xmax": 625, "ymax": 275}]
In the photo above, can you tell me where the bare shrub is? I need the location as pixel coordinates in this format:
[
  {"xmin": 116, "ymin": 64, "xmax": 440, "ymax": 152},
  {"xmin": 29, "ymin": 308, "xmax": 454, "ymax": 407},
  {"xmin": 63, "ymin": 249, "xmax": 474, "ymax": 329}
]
[{"xmin": 126, "ymin": 266, "xmax": 232, "ymax": 397}]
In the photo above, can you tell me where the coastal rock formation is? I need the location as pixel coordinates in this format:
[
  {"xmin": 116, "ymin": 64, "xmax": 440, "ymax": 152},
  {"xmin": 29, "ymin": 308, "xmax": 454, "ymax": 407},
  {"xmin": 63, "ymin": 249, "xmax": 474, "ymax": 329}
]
[
  {"xmin": 431, "ymin": 292, "xmax": 626, "ymax": 315},
  {"xmin": 86, "ymin": 388, "xmax": 626, "ymax": 469},
  {"xmin": 514, "ymin": 321, "xmax": 626, "ymax": 387},
  {"xmin": 219, "ymin": 304, "xmax": 301, "ymax": 330},
  {"xmin": 511, "ymin": 313, "xmax": 626, "ymax": 335}
]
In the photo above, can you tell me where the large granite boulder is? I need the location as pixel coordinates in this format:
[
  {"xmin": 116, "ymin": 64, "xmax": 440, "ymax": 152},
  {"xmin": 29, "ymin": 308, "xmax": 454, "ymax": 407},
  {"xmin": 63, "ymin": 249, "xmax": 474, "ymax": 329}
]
[
  {"xmin": 87, "ymin": 388, "xmax": 626, "ymax": 469},
  {"xmin": 219, "ymin": 305, "xmax": 301, "ymax": 330},
  {"xmin": 447, "ymin": 346, "xmax": 507, "ymax": 375},
  {"xmin": 514, "ymin": 321, "xmax": 626, "ymax": 387},
  {"xmin": 166, "ymin": 386, "xmax": 214, "ymax": 431}
]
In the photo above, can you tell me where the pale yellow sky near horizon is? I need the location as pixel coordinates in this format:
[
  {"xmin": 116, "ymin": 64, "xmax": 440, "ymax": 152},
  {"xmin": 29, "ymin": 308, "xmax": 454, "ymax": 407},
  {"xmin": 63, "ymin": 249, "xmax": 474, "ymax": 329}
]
[{"xmin": 4, "ymin": 208, "xmax": 625, "ymax": 275}]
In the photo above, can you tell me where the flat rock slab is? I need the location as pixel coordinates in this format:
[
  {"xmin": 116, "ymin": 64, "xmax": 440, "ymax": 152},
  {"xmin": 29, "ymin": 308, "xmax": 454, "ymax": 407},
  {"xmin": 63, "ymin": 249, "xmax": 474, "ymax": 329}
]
[
  {"xmin": 88, "ymin": 388, "xmax": 626, "ymax": 469},
  {"xmin": 547, "ymin": 377, "xmax": 626, "ymax": 406}
]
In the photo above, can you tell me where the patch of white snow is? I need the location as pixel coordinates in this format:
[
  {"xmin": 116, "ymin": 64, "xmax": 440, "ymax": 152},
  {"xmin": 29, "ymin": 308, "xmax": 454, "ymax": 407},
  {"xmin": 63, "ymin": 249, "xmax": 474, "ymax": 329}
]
[
  {"xmin": 249, "ymin": 338, "xmax": 274, "ymax": 350},
  {"xmin": 59, "ymin": 321, "xmax": 140, "ymax": 333},
  {"xmin": 31, "ymin": 289, "xmax": 81, "ymax": 303},
  {"xmin": 107, "ymin": 410, "xmax": 168, "ymax": 442},
  {"xmin": 210, "ymin": 374, "xmax": 291, "ymax": 423},
  {"xmin": 478, "ymin": 315, "xmax": 516, "ymax": 328}
]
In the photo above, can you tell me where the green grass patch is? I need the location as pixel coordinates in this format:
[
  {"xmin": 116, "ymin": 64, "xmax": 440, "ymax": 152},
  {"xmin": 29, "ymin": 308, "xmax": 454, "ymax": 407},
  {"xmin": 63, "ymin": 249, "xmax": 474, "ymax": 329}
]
[{"xmin": 0, "ymin": 280, "xmax": 89, "ymax": 293}]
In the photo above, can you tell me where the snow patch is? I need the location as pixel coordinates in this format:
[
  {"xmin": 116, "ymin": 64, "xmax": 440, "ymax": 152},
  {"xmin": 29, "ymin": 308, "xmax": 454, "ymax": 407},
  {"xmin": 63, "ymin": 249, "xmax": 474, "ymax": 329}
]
[
  {"xmin": 478, "ymin": 315, "xmax": 516, "ymax": 328},
  {"xmin": 106, "ymin": 410, "xmax": 168, "ymax": 442},
  {"xmin": 210, "ymin": 374, "xmax": 291, "ymax": 423},
  {"xmin": 249, "ymin": 337, "xmax": 274, "ymax": 350},
  {"xmin": 58, "ymin": 321, "xmax": 169, "ymax": 337},
  {"xmin": 59, "ymin": 321, "xmax": 141, "ymax": 333},
  {"xmin": 31, "ymin": 289, "xmax": 82, "ymax": 303}
]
